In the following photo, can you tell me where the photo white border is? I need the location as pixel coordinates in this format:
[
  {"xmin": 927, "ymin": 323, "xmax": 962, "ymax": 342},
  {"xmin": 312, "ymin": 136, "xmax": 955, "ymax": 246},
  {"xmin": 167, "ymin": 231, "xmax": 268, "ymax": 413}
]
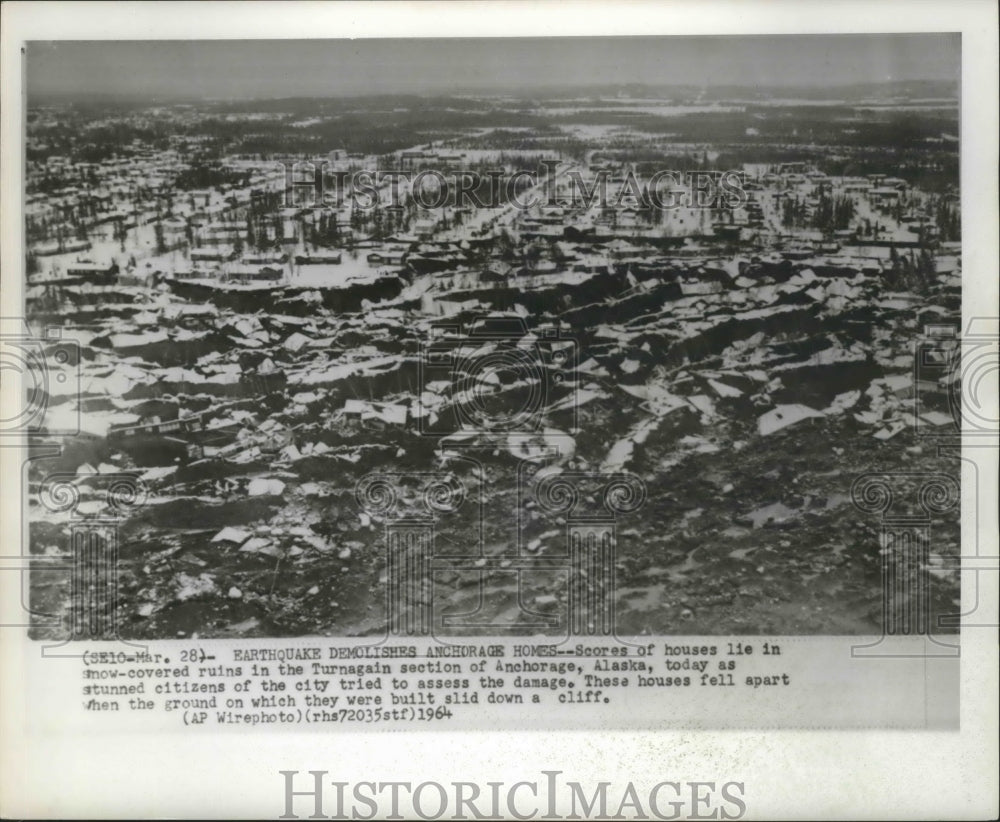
[{"xmin": 2, "ymin": 2, "xmax": 997, "ymax": 819}]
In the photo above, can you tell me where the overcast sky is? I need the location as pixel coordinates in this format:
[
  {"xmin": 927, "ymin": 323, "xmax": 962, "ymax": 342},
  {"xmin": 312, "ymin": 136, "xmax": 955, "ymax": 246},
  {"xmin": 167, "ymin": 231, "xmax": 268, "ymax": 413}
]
[{"xmin": 27, "ymin": 34, "xmax": 960, "ymax": 100}]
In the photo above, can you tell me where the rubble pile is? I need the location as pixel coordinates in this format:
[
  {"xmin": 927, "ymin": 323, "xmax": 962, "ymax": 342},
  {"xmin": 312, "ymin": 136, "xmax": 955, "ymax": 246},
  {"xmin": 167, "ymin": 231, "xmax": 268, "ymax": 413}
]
[{"xmin": 27, "ymin": 254, "xmax": 962, "ymax": 638}]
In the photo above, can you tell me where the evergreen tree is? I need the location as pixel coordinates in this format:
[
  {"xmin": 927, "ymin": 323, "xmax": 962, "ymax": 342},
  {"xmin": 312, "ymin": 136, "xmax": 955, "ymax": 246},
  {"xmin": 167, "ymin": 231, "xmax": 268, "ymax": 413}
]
[{"xmin": 153, "ymin": 221, "xmax": 166, "ymax": 254}]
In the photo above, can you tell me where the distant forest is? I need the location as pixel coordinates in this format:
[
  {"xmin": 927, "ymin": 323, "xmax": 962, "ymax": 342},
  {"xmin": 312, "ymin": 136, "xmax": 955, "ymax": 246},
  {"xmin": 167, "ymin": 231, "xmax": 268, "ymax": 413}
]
[{"xmin": 26, "ymin": 92, "xmax": 959, "ymax": 192}]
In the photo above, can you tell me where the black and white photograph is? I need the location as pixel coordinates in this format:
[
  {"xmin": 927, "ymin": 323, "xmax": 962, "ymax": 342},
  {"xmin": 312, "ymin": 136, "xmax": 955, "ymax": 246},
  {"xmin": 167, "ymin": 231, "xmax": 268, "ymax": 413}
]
[{"xmin": 19, "ymin": 33, "xmax": 967, "ymax": 641}]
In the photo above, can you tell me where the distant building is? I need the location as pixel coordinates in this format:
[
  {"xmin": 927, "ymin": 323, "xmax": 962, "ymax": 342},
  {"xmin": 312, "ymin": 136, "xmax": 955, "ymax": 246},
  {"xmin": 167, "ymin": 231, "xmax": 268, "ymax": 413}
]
[
  {"xmin": 66, "ymin": 260, "xmax": 119, "ymax": 284},
  {"xmin": 295, "ymin": 252, "xmax": 342, "ymax": 265},
  {"xmin": 225, "ymin": 265, "xmax": 284, "ymax": 283},
  {"xmin": 190, "ymin": 246, "xmax": 236, "ymax": 263},
  {"xmin": 869, "ymin": 187, "xmax": 903, "ymax": 207},
  {"xmin": 777, "ymin": 162, "xmax": 808, "ymax": 175},
  {"xmin": 366, "ymin": 249, "xmax": 406, "ymax": 267},
  {"xmin": 241, "ymin": 252, "xmax": 288, "ymax": 265}
]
